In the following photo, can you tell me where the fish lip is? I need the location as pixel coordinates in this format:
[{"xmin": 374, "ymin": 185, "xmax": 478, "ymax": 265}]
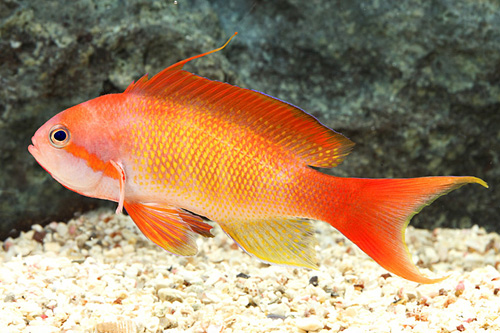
[
  {"xmin": 28, "ymin": 144, "xmax": 36, "ymax": 154},
  {"xmin": 28, "ymin": 137, "xmax": 44, "ymax": 162},
  {"xmin": 28, "ymin": 137, "xmax": 38, "ymax": 156}
]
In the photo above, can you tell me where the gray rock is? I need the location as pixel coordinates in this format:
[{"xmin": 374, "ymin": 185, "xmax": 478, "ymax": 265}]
[{"xmin": 1, "ymin": 0, "xmax": 497, "ymax": 239}]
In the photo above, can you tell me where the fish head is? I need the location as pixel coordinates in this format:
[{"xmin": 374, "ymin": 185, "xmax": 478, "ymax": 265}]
[{"xmin": 28, "ymin": 100, "xmax": 114, "ymax": 197}]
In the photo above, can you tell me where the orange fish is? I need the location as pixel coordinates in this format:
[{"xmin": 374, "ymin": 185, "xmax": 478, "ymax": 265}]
[{"xmin": 29, "ymin": 33, "xmax": 487, "ymax": 283}]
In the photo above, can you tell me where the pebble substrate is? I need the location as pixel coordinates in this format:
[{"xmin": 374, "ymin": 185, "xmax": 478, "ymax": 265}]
[{"xmin": 1, "ymin": 209, "xmax": 499, "ymax": 332}]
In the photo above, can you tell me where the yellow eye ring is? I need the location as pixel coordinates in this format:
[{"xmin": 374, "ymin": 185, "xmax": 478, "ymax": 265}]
[{"xmin": 49, "ymin": 125, "xmax": 70, "ymax": 148}]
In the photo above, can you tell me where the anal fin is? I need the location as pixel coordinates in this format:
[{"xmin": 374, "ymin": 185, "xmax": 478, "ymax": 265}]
[
  {"xmin": 124, "ymin": 202, "xmax": 214, "ymax": 256},
  {"xmin": 218, "ymin": 217, "xmax": 318, "ymax": 269}
]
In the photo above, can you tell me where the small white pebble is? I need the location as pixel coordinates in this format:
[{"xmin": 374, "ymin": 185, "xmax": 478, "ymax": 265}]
[
  {"xmin": 295, "ymin": 317, "xmax": 323, "ymax": 331},
  {"xmin": 207, "ymin": 324, "xmax": 224, "ymax": 333},
  {"xmin": 44, "ymin": 242, "xmax": 61, "ymax": 253},
  {"xmin": 122, "ymin": 244, "xmax": 135, "ymax": 254},
  {"xmin": 158, "ymin": 288, "xmax": 186, "ymax": 302},
  {"xmin": 180, "ymin": 270, "xmax": 204, "ymax": 285},
  {"xmin": 56, "ymin": 223, "xmax": 68, "ymax": 237},
  {"xmin": 48, "ymin": 221, "xmax": 58, "ymax": 231},
  {"xmin": 31, "ymin": 224, "xmax": 44, "ymax": 233},
  {"xmin": 267, "ymin": 302, "xmax": 289, "ymax": 318},
  {"xmin": 237, "ymin": 295, "xmax": 250, "ymax": 307},
  {"xmin": 162, "ymin": 314, "xmax": 178, "ymax": 329},
  {"xmin": 343, "ymin": 306, "xmax": 358, "ymax": 318},
  {"xmin": 103, "ymin": 247, "xmax": 123, "ymax": 258},
  {"xmin": 201, "ymin": 292, "xmax": 220, "ymax": 304},
  {"xmin": 342, "ymin": 328, "xmax": 367, "ymax": 333}
]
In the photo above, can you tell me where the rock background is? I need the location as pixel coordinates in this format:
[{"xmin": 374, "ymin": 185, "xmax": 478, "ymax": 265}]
[{"xmin": 0, "ymin": 0, "xmax": 498, "ymax": 239}]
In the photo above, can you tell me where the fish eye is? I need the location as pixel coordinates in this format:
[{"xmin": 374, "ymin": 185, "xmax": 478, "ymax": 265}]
[{"xmin": 49, "ymin": 125, "xmax": 70, "ymax": 148}]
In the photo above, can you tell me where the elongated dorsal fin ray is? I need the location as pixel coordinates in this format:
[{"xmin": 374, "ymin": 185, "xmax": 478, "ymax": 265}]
[
  {"xmin": 165, "ymin": 32, "xmax": 238, "ymax": 72},
  {"xmin": 124, "ymin": 32, "xmax": 238, "ymax": 94}
]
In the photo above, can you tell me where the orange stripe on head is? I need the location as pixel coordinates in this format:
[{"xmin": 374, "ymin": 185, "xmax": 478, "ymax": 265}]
[{"xmin": 65, "ymin": 142, "xmax": 120, "ymax": 180}]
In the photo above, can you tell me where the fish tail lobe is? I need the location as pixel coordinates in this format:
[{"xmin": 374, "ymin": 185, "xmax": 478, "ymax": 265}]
[{"xmin": 322, "ymin": 176, "xmax": 487, "ymax": 283}]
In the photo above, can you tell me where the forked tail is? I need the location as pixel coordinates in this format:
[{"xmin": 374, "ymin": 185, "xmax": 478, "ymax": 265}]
[{"xmin": 323, "ymin": 176, "xmax": 488, "ymax": 283}]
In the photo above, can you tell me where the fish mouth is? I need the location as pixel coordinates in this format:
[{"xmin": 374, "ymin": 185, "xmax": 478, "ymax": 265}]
[
  {"xmin": 28, "ymin": 137, "xmax": 39, "ymax": 157},
  {"xmin": 28, "ymin": 144, "xmax": 37, "ymax": 155},
  {"xmin": 28, "ymin": 137, "xmax": 46, "ymax": 168},
  {"xmin": 27, "ymin": 138, "xmax": 60, "ymax": 183}
]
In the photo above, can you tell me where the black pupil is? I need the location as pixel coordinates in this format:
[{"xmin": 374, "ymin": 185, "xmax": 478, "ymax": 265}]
[{"xmin": 53, "ymin": 130, "xmax": 67, "ymax": 142}]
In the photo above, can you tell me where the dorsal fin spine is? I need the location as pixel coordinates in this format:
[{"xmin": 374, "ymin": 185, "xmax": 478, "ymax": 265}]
[
  {"xmin": 165, "ymin": 32, "xmax": 238, "ymax": 72},
  {"xmin": 124, "ymin": 33, "xmax": 238, "ymax": 95}
]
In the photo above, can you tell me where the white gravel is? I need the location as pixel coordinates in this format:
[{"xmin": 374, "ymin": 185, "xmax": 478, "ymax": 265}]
[{"xmin": 1, "ymin": 209, "xmax": 499, "ymax": 332}]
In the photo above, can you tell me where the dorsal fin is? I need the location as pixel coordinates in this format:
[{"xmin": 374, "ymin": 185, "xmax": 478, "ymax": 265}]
[
  {"xmin": 123, "ymin": 32, "xmax": 354, "ymax": 168},
  {"xmin": 124, "ymin": 32, "xmax": 238, "ymax": 95}
]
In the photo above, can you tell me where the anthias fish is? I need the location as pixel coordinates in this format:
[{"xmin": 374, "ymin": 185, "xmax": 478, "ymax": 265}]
[{"xmin": 29, "ymin": 34, "xmax": 487, "ymax": 283}]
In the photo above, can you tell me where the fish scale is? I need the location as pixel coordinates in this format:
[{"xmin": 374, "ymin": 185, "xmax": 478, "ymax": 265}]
[
  {"xmin": 124, "ymin": 94, "xmax": 294, "ymax": 220},
  {"xmin": 29, "ymin": 33, "xmax": 487, "ymax": 283}
]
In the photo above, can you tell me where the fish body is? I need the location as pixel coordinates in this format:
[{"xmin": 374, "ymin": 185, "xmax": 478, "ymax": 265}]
[{"xmin": 29, "ymin": 34, "xmax": 487, "ymax": 283}]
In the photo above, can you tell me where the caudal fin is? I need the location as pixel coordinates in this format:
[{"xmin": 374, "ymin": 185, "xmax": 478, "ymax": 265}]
[{"xmin": 326, "ymin": 176, "xmax": 487, "ymax": 283}]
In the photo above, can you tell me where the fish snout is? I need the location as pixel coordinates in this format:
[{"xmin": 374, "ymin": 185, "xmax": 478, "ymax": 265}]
[{"xmin": 28, "ymin": 137, "xmax": 39, "ymax": 156}]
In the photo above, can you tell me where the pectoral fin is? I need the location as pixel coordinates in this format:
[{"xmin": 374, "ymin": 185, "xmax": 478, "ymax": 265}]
[
  {"xmin": 124, "ymin": 202, "xmax": 214, "ymax": 256},
  {"xmin": 218, "ymin": 217, "xmax": 318, "ymax": 269},
  {"xmin": 109, "ymin": 160, "xmax": 126, "ymax": 214}
]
